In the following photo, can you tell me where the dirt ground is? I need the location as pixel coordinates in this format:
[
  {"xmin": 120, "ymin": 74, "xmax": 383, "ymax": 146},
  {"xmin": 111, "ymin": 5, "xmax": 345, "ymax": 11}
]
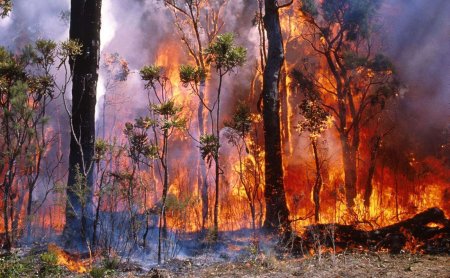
[{"xmin": 139, "ymin": 253, "xmax": 450, "ymax": 278}]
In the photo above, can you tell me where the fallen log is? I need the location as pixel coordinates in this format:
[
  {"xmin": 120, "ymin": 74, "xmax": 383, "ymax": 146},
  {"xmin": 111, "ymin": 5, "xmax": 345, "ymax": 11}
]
[{"xmin": 288, "ymin": 207, "xmax": 449, "ymax": 255}]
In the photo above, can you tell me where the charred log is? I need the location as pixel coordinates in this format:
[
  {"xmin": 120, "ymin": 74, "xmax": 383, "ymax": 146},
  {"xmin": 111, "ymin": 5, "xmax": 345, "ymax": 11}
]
[{"xmin": 290, "ymin": 208, "xmax": 449, "ymax": 255}]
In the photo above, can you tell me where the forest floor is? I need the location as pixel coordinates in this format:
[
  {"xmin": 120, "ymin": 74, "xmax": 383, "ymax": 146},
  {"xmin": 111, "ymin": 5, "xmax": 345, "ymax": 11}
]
[
  {"xmin": 140, "ymin": 253, "xmax": 449, "ymax": 278},
  {"xmin": 2, "ymin": 248, "xmax": 448, "ymax": 277}
]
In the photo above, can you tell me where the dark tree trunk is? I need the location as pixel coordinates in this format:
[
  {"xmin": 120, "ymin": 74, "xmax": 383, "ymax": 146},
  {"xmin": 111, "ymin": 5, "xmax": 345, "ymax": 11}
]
[
  {"xmin": 261, "ymin": 0, "xmax": 290, "ymax": 232},
  {"xmin": 312, "ymin": 140, "xmax": 322, "ymax": 223},
  {"xmin": 63, "ymin": 0, "xmax": 102, "ymax": 251}
]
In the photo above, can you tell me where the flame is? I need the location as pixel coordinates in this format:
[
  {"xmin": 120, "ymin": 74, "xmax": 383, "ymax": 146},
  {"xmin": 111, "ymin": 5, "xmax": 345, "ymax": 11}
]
[{"xmin": 47, "ymin": 243, "xmax": 88, "ymax": 273}]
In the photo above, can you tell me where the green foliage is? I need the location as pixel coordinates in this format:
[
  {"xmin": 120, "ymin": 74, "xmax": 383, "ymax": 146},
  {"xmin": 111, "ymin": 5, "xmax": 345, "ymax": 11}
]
[
  {"xmin": 205, "ymin": 33, "xmax": 247, "ymax": 74},
  {"xmin": 368, "ymin": 54, "xmax": 394, "ymax": 72},
  {"xmin": 94, "ymin": 139, "xmax": 109, "ymax": 162},
  {"xmin": 0, "ymin": 254, "xmax": 28, "ymax": 278},
  {"xmin": 124, "ymin": 118, "xmax": 159, "ymax": 162},
  {"xmin": 39, "ymin": 251, "xmax": 62, "ymax": 277},
  {"xmin": 35, "ymin": 39, "xmax": 57, "ymax": 64},
  {"xmin": 0, "ymin": 47, "xmax": 26, "ymax": 81},
  {"xmin": 199, "ymin": 134, "xmax": 220, "ymax": 167},
  {"xmin": 179, "ymin": 64, "xmax": 206, "ymax": 85},
  {"xmin": 224, "ymin": 101, "xmax": 253, "ymax": 148},
  {"xmin": 58, "ymin": 39, "xmax": 83, "ymax": 62},
  {"xmin": 224, "ymin": 101, "xmax": 252, "ymax": 136},
  {"xmin": 102, "ymin": 256, "xmax": 120, "ymax": 270},
  {"xmin": 151, "ymin": 99, "xmax": 180, "ymax": 116},
  {"xmin": 140, "ymin": 64, "xmax": 163, "ymax": 85}
]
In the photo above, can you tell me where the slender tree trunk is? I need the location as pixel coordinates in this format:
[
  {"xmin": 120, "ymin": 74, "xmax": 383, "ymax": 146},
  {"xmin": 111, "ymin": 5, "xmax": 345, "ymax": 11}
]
[
  {"xmin": 198, "ymin": 80, "xmax": 209, "ymax": 231},
  {"xmin": 3, "ymin": 176, "xmax": 11, "ymax": 250},
  {"xmin": 63, "ymin": 0, "xmax": 102, "ymax": 251},
  {"xmin": 26, "ymin": 183, "xmax": 33, "ymax": 238},
  {"xmin": 261, "ymin": 0, "xmax": 290, "ymax": 232},
  {"xmin": 158, "ymin": 134, "xmax": 169, "ymax": 264},
  {"xmin": 213, "ymin": 75, "xmax": 223, "ymax": 237},
  {"xmin": 312, "ymin": 140, "xmax": 322, "ymax": 223}
]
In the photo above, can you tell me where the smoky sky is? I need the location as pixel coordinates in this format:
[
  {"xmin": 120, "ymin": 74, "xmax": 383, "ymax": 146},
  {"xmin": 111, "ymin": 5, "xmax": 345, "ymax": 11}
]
[
  {"xmin": 380, "ymin": 0, "xmax": 450, "ymax": 159},
  {"xmin": 1, "ymin": 0, "xmax": 448, "ymax": 160}
]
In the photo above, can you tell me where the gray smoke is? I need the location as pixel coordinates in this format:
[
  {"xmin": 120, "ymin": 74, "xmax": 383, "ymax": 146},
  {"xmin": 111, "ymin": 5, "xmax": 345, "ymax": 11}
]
[{"xmin": 380, "ymin": 0, "xmax": 450, "ymax": 158}]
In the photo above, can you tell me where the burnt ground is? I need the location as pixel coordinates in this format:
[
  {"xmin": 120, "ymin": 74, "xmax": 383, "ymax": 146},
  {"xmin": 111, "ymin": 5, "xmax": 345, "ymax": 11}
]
[{"xmin": 144, "ymin": 253, "xmax": 450, "ymax": 278}]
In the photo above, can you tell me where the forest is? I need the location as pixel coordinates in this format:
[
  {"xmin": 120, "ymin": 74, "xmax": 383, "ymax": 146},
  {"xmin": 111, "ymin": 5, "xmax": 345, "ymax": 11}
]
[{"xmin": 0, "ymin": 0, "xmax": 449, "ymax": 277}]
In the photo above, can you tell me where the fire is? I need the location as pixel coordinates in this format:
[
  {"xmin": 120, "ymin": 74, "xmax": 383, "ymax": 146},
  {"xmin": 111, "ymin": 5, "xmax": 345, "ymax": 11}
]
[
  {"xmin": 2, "ymin": 0, "xmax": 447, "ymax": 257},
  {"xmin": 47, "ymin": 243, "xmax": 88, "ymax": 273}
]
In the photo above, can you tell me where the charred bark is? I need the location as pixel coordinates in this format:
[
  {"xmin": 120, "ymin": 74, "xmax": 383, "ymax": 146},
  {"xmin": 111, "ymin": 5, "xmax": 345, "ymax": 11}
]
[
  {"xmin": 63, "ymin": 0, "xmax": 102, "ymax": 251},
  {"xmin": 261, "ymin": 0, "xmax": 290, "ymax": 232}
]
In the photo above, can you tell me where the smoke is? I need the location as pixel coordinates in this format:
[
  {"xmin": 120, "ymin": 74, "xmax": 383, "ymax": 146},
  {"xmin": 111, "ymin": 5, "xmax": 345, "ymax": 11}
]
[
  {"xmin": 380, "ymin": 0, "xmax": 450, "ymax": 159},
  {"xmin": 0, "ymin": 0, "xmax": 68, "ymax": 48}
]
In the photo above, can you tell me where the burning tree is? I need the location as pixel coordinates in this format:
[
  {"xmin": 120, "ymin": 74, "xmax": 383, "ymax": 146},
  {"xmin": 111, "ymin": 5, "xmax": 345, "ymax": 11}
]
[
  {"xmin": 293, "ymin": 70, "xmax": 331, "ymax": 223},
  {"xmin": 224, "ymin": 102, "xmax": 265, "ymax": 233},
  {"xmin": 298, "ymin": 0, "xmax": 399, "ymax": 210}
]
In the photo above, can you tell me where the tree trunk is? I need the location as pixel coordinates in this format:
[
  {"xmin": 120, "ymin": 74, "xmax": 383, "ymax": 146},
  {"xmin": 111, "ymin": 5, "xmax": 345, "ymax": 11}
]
[
  {"xmin": 63, "ymin": 0, "xmax": 102, "ymax": 251},
  {"xmin": 261, "ymin": 0, "xmax": 290, "ymax": 232},
  {"xmin": 312, "ymin": 140, "xmax": 322, "ymax": 223},
  {"xmin": 198, "ymin": 80, "xmax": 209, "ymax": 231},
  {"xmin": 213, "ymin": 74, "xmax": 223, "ymax": 238}
]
